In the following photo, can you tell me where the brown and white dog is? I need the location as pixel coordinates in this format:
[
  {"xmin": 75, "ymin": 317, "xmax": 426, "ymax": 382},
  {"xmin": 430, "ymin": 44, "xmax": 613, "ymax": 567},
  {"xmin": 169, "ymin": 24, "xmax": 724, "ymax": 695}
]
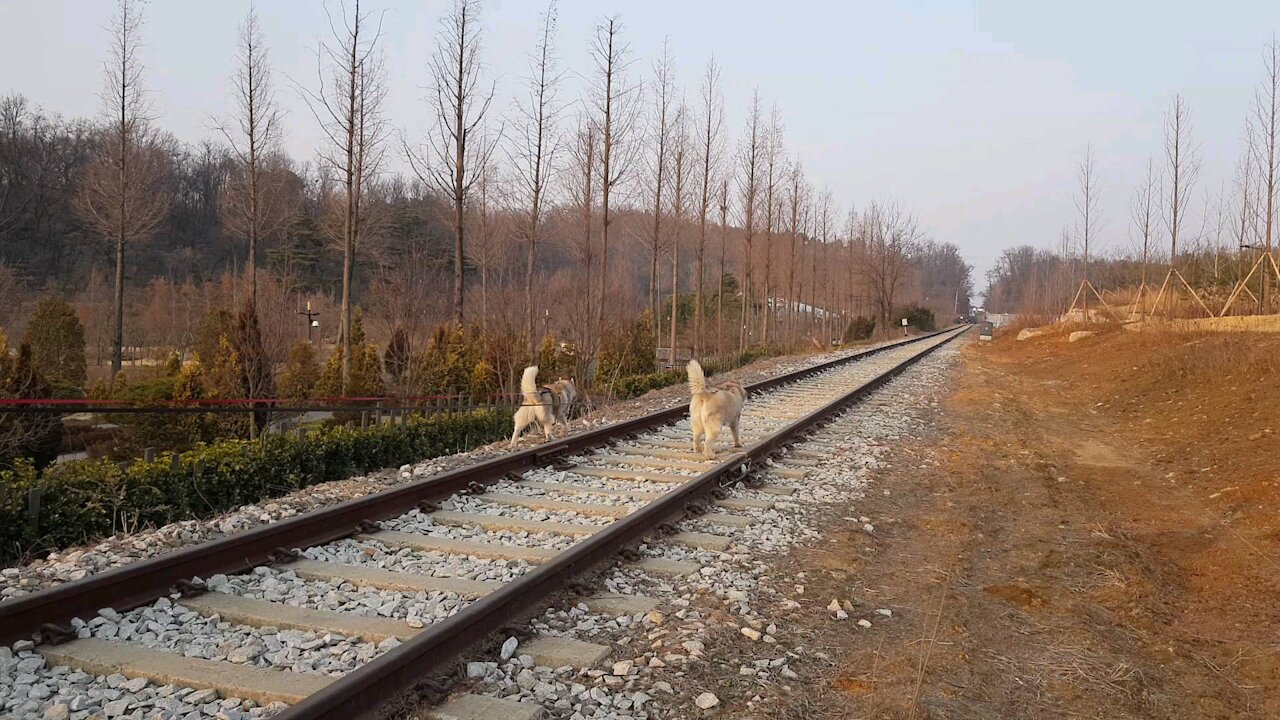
[
  {"xmin": 509, "ymin": 366, "xmax": 578, "ymax": 448},
  {"xmin": 687, "ymin": 359, "xmax": 747, "ymax": 460}
]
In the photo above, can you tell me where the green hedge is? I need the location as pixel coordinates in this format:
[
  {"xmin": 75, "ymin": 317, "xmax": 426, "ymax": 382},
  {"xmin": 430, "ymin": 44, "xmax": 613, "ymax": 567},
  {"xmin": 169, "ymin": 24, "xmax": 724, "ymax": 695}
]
[
  {"xmin": 608, "ymin": 347, "xmax": 780, "ymax": 400},
  {"xmin": 0, "ymin": 409, "xmax": 510, "ymax": 562}
]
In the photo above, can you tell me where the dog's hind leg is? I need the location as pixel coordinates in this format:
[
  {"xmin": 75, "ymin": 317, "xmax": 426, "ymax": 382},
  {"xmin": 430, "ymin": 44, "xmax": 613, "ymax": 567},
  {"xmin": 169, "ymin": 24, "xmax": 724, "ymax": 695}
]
[
  {"xmin": 730, "ymin": 419, "xmax": 742, "ymax": 449},
  {"xmin": 509, "ymin": 414, "xmax": 528, "ymax": 449},
  {"xmin": 690, "ymin": 412, "xmax": 703, "ymax": 454},
  {"xmin": 702, "ymin": 424, "xmax": 720, "ymax": 460}
]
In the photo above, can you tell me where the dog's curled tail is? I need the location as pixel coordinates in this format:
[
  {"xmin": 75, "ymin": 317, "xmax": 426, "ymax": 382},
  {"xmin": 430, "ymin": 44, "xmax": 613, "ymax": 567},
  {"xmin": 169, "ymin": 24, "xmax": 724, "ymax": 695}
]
[
  {"xmin": 686, "ymin": 359, "xmax": 707, "ymax": 395},
  {"xmin": 520, "ymin": 365, "xmax": 541, "ymax": 401}
]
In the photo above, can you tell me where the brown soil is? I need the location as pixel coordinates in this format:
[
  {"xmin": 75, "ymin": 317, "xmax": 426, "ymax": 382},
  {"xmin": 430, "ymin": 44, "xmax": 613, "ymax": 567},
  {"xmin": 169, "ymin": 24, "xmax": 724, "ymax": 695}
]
[{"xmin": 771, "ymin": 329, "xmax": 1280, "ymax": 719}]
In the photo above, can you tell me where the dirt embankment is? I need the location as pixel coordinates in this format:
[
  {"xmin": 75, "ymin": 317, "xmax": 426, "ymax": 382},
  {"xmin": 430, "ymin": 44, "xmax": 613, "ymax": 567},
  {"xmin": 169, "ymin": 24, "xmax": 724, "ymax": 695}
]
[{"xmin": 767, "ymin": 328, "xmax": 1280, "ymax": 720}]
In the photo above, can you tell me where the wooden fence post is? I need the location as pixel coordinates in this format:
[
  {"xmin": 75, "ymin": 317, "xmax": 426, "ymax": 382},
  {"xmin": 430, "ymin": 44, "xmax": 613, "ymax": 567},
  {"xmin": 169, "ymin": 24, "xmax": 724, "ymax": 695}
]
[{"xmin": 26, "ymin": 487, "xmax": 41, "ymax": 535}]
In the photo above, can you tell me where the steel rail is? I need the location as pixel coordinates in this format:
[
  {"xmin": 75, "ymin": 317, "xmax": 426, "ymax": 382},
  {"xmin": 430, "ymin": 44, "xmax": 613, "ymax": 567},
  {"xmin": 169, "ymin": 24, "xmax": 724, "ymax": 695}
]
[
  {"xmin": 0, "ymin": 328, "xmax": 958, "ymax": 648},
  {"xmin": 279, "ymin": 326, "xmax": 969, "ymax": 720}
]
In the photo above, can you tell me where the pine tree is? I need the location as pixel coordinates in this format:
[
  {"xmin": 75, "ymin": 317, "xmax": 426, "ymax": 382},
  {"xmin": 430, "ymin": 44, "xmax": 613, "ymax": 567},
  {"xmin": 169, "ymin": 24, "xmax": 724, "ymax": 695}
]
[
  {"xmin": 279, "ymin": 342, "xmax": 320, "ymax": 399},
  {"xmin": 21, "ymin": 299, "xmax": 87, "ymax": 393}
]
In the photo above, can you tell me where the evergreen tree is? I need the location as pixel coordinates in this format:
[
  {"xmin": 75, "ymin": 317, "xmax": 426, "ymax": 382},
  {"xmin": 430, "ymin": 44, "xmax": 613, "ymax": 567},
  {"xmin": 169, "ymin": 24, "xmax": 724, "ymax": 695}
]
[
  {"xmin": 21, "ymin": 298, "xmax": 87, "ymax": 393},
  {"xmin": 279, "ymin": 342, "xmax": 320, "ymax": 399}
]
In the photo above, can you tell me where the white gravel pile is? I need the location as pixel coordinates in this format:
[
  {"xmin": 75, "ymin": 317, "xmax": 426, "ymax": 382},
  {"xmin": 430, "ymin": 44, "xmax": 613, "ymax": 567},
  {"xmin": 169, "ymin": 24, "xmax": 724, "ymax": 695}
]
[
  {"xmin": 524, "ymin": 468, "xmax": 660, "ymax": 495},
  {"xmin": 209, "ymin": 566, "xmax": 467, "ymax": 623},
  {"xmin": 0, "ymin": 642, "xmax": 287, "ymax": 719},
  {"xmin": 439, "ymin": 496, "xmax": 616, "ymax": 527},
  {"xmin": 379, "ymin": 511, "xmax": 579, "ymax": 551},
  {"xmin": 302, "ymin": 539, "xmax": 533, "ymax": 582},
  {"xmin": 484, "ymin": 481, "xmax": 645, "ymax": 511},
  {"xmin": 78, "ymin": 597, "xmax": 385, "ymax": 677}
]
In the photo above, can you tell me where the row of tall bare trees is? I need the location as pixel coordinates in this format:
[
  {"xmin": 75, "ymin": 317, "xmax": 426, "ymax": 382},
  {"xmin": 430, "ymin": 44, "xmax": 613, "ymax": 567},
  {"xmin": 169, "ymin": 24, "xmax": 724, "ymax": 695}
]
[
  {"xmin": 1047, "ymin": 37, "xmax": 1280, "ymax": 319},
  {"xmin": 42, "ymin": 0, "xmax": 970, "ymax": 391}
]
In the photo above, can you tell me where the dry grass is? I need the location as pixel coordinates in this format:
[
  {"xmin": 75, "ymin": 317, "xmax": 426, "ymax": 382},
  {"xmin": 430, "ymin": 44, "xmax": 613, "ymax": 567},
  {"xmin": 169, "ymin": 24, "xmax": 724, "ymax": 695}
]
[{"xmin": 1123, "ymin": 330, "xmax": 1280, "ymax": 384}]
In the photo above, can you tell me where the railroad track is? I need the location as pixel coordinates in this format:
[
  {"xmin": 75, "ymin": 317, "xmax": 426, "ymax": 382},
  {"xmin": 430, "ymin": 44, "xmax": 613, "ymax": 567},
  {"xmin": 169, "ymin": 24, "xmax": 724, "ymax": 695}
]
[{"xmin": 0, "ymin": 327, "xmax": 966, "ymax": 720}]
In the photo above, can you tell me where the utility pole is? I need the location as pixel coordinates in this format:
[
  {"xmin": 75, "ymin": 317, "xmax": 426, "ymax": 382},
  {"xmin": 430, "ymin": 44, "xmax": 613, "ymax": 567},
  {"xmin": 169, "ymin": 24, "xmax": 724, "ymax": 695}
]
[{"xmin": 298, "ymin": 301, "xmax": 320, "ymax": 343}]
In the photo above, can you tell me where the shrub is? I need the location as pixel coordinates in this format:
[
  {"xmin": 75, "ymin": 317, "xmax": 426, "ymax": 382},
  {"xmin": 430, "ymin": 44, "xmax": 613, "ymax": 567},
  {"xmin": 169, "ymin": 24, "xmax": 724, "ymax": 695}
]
[
  {"xmin": 0, "ymin": 338, "xmax": 62, "ymax": 470},
  {"xmin": 536, "ymin": 334, "xmax": 576, "ymax": 381},
  {"xmin": 843, "ymin": 316, "xmax": 876, "ymax": 342},
  {"xmin": 414, "ymin": 324, "xmax": 495, "ymax": 398},
  {"xmin": 606, "ymin": 345, "xmax": 781, "ymax": 400},
  {"xmin": 598, "ymin": 315, "xmax": 656, "ymax": 383},
  {"xmin": 21, "ymin": 298, "xmax": 87, "ymax": 391},
  {"xmin": 279, "ymin": 342, "xmax": 320, "ymax": 399},
  {"xmin": 0, "ymin": 408, "xmax": 511, "ymax": 562},
  {"xmin": 900, "ymin": 304, "xmax": 936, "ymax": 331},
  {"xmin": 316, "ymin": 309, "xmax": 384, "ymax": 399},
  {"xmin": 611, "ymin": 369, "xmax": 685, "ymax": 399},
  {"xmin": 193, "ymin": 308, "xmax": 235, "ymax": 367}
]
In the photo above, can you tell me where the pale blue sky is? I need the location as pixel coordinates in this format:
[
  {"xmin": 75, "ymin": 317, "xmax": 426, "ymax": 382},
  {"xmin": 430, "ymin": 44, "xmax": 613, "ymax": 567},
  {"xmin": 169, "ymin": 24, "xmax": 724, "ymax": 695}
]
[{"xmin": 2, "ymin": 1, "xmax": 1278, "ymax": 289}]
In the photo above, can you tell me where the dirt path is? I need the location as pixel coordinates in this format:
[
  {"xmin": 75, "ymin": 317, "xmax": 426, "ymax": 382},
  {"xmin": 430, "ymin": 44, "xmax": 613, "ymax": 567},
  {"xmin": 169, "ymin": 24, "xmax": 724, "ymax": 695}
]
[{"xmin": 770, "ymin": 340, "xmax": 1280, "ymax": 720}]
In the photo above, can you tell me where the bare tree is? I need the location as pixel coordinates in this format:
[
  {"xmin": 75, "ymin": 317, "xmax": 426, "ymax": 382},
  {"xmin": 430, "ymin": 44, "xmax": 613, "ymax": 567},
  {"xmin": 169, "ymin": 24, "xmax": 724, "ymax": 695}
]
[
  {"xmin": 588, "ymin": 15, "xmax": 641, "ymax": 337},
  {"xmin": 735, "ymin": 90, "xmax": 763, "ymax": 350},
  {"xmin": 1130, "ymin": 156, "xmax": 1160, "ymax": 293},
  {"xmin": 0, "ymin": 97, "xmax": 32, "ymax": 243},
  {"xmin": 1252, "ymin": 36, "xmax": 1279, "ymax": 309},
  {"xmin": 470, "ymin": 142, "xmax": 501, "ymax": 324},
  {"xmin": 215, "ymin": 5, "xmax": 285, "ymax": 307},
  {"xmin": 716, "ymin": 179, "xmax": 729, "ymax": 351},
  {"xmin": 564, "ymin": 115, "xmax": 597, "ymax": 340},
  {"xmin": 863, "ymin": 202, "xmax": 918, "ymax": 336},
  {"xmin": 406, "ymin": 0, "xmax": 498, "ymax": 328},
  {"xmin": 642, "ymin": 41, "xmax": 675, "ymax": 326},
  {"xmin": 812, "ymin": 189, "xmax": 834, "ymax": 331},
  {"xmin": 1235, "ymin": 125, "xmax": 1261, "ymax": 306},
  {"xmin": 785, "ymin": 161, "xmax": 807, "ymax": 341},
  {"xmin": 74, "ymin": 0, "xmax": 168, "ymax": 379},
  {"xmin": 506, "ymin": 1, "xmax": 563, "ymax": 350},
  {"xmin": 299, "ymin": 0, "xmax": 389, "ymax": 388},
  {"xmin": 693, "ymin": 58, "xmax": 724, "ymax": 355},
  {"xmin": 1073, "ymin": 144, "xmax": 1100, "ymax": 315},
  {"xmin": 668, "ymin": 102, "xmax": 691, "ymax": 358},
  {"xmin": 760, "ymin": 104, "xmax": 783, "ymax": 342},
  {"xmin": 844, "ymin": 205, "xmax": 860, "ymax": 320},
  {"xmin": 1164, "ymin": 94, "xmax": 1200, "ymax": 265}
]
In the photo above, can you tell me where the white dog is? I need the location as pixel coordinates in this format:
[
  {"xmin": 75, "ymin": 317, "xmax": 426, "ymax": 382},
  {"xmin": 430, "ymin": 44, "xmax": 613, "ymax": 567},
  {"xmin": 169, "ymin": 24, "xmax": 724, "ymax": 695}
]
[
  {"xmin": 509, "ymin": 366, "xmax": 578, "ymax": 448},
  {"xmin": 687, "ymin": 359, "xmax": 747, "ymax": 460}
]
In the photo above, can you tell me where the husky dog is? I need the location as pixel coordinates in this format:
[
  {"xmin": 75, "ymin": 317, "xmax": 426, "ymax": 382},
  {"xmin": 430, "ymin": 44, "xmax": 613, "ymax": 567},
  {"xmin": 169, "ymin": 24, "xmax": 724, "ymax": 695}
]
[
  {"xmin": 686, "ymin": 359, "xmax": 748, "ymax": 460},
  {"xmin": 510, "ymin": 366, "xmax": 578, "ymax": 448},
  {"xmin": 543, "ymin": 376, "xmax": 578, "ymax": 429}
]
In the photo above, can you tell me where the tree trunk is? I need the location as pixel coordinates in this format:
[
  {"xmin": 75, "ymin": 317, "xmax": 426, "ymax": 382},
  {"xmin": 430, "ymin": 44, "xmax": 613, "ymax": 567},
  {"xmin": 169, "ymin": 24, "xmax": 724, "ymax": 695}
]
[
  {"xmin": 111, "ymin": 232, "xmax": 125, "ymax": 377},
  {"xmin": 525, "ymin": 232, "xmax": 538, "ymax": 353},
  {"xmin": 453, "ymin": 171, "xmax": 465, "ymax": 328},
  {"xmin": 694, "ymin": 220, "xmax": 705, "ymax": 356},
  {"xmin": 669, "ymin": 237, "xmax": 678, "ymax": 361}
]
